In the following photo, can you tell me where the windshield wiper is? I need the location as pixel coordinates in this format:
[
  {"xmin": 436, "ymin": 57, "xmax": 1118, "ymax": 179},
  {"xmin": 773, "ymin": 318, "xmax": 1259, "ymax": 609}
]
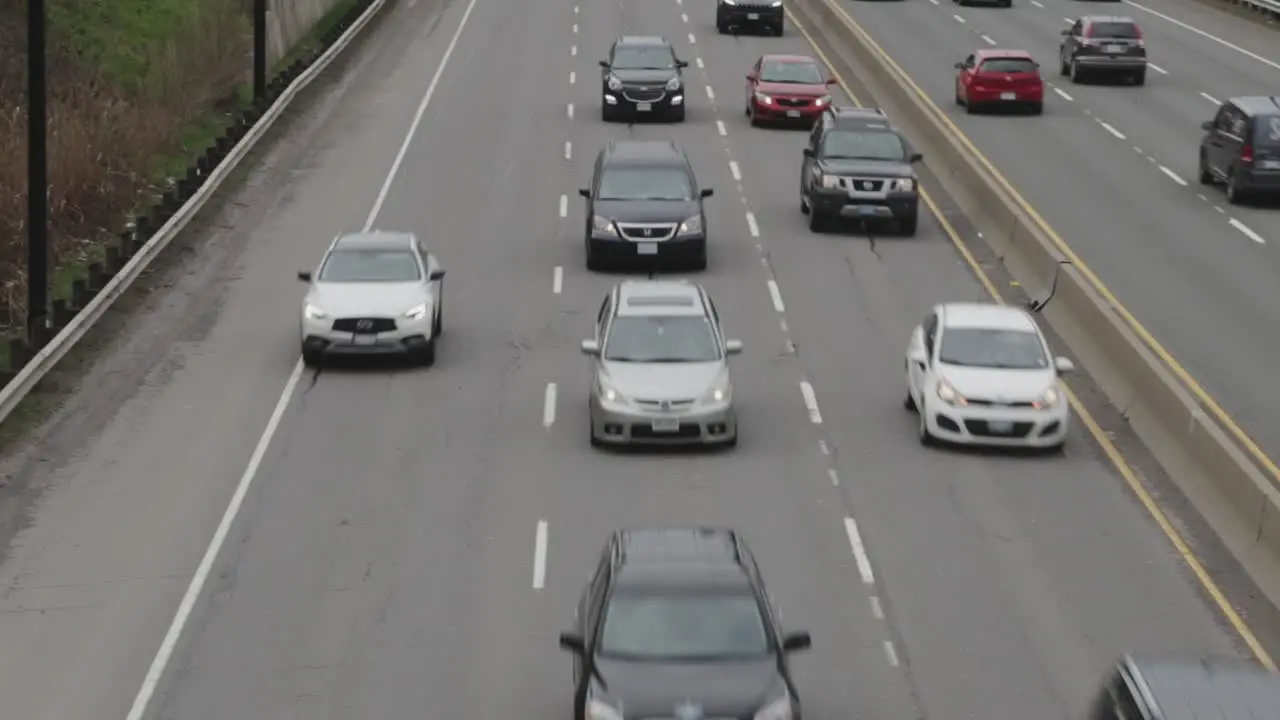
[
  {"xmin": 641, "ymin": 357, "xmax": 697, "ymax": 363},
  {"xmin": 604, "ymin": 356, "xmax": 641, "ymax": 362}
]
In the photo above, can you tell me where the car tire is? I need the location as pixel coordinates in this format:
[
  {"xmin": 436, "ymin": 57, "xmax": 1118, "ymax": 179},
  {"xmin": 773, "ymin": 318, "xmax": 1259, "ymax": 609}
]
[
  {"xmin": 1198, "ymin": 153, "xmax": 1215, "ymax": 185},
  {"xmin": 1069, "ymin": 59, "xmax": 1083, "ymax": 84},
  {"xmin": 954, "ymin": 86, "xmax": 964, "ymax": 106},
  {"xmin": 670, "ymin": 105, "xmax": 686, "ymax": 123},
  {"xmin": 899, "ymin": 215, "xmax": 918, "ymax": 236},
  {"xmin": 965, "ymin": 99, "xmax": 978, "ymax": 115},
  {"xmin": 1042, "ymin": 441, "xmax": 1066, "ymax": 455},
  {"xmin": 586, "ymin": 238, "xmax": 605, "ymax": 271},
  {"xmin": 773, "ymin": 24, "xmax": 784, "ymax": 37},
  {"xmin": 1226, "ymin": 173, "xmax": 1244, "ymax": 205},
  {"xmin": 722, "ymin": 432, "xmax": 739, "ymax": 450},
  {"xmin": 302, "ymin": 347, "xmax": 323, "ymax": 368},
  {"xmin": 903, "ymin": 385, "xmax": 917, "ymax": 412},
  {"xmin": 918, "ymin": 403, "xmax": 938, "ymax": 447},
  {"xmin": 601, "ymin": 104, "xmax": 614, "ymax": 122},
  {"xmin": 1132, "ymin": 70, "xmax": 1146, "ymax": 86},
  {"xmin": 1029, "ymin": 102, "xmax": 1043, "ymax": 115},
  {"xmin": 1059, "ymin": 57, "xmax": 1069, "ymax": 77},
  {"xmin": 588, "ymin": 409, "xmax": 604, "ymax": 448},
  {"xmin": 418, "ymin": 339, "xmax": 437, "ymax": 367},
  {"xmin": 800, "ymin": 187, "xmax": 811, "ymax": 215},
  {"xmin": 808, "ymin": 208, "xmax": 828, "ymax": 233},
  {"xmin": 1000, "ymin": 0, "xmax": 1011, "ymax": 6}
]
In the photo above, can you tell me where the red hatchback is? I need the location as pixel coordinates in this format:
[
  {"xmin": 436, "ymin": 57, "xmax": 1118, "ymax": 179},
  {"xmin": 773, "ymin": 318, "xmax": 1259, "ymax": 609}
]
[
  {"xmin": 745, "ymin": 54, "xmax": 836, "ymax": 126},
  {"xmin": 954, "ymin": 49, "xmax": 1044, "ymax": 115}
]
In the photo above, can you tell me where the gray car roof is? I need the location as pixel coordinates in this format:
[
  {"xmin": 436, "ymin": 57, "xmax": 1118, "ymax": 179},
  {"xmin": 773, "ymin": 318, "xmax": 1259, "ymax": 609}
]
[
  {"xmin": 615, "ymin": 281, "xmax": 706, "ymax": 317},
  {"xmin": 613, "ymin": 562, "xmax": 753, "ymax": 593},
  {"xmin": 1128, "ymin": 655, "xmax": 1280, "ymax": 720},
  {"xmin": 332, "ymin": 231, "xmax": 416, "ymax": 253},
  {"xmin": 618, "ymin": 527, "xmax": 741, "ymax": 566},
  {"xmin": 604, "ymin": 140, "xmax": 686, "ymax": 166},
  {"xmin": 616, "ymin": 35, "xmax": 669, "ymax": 46}
]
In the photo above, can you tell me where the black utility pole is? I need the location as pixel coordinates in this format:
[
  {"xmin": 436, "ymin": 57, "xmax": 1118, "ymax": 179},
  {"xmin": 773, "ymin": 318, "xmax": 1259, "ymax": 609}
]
[
  {"xmin": 253, "ymin": 0, "xmax": 267, "ymax": 103},
  {"xmin": 27, "ymin": 0, "xmax": 48, "ymax": 346}
]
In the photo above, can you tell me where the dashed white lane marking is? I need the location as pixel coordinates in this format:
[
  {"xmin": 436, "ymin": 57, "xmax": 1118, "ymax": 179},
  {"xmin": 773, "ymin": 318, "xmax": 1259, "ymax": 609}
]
[
  {"xmin": 870, "ymin": 596, "xmax": 885, "ymax": 619},
  {"xmin": 981, "ymin": 34, "xmax": 996, "ymax": 46},
  {"xmin": 1214, "ymin": 205, "xmax": 1225, "ymax": 214},
  {"xmin": 1201, "ymin": 92, "xmax": 1221, "ymax": 105},
  {"xmin": 729, "ymin": 160, "xmax": 741, "ymax": 181},
  {"xmin": 745, "ymin": 211, "xmax": 760, "ymax": 237},
  {"xmin": 1133, "ymin": 145, "xmax": 1143, "ymax": 154},
  {"xmin": 1229, "ymin": 218, "xmax": 1266, "ymax": 244},
  {"xmin": 884, "ymin": 641, "xmax": 900, "ymax": 667},
  {"xmin": 706, "ymin": 84, "xmax": 716, "ymax": 100},
  {"xmin": 819, "ymin": 440, "xmax": 830, "ymax": 454},
  {"xmin": 717, "ymin": 119, "xmax": 727, "ymax": 136},
  {"xmin": 767, "ymin": 280, "xmax": 786, "ymax": 312},
  {"xmin": 1098, "ymin": 121, "xmax": 1126, "ymax": 140},
  {"xmin": 574, "ymin": 5, "xmax": 579, "ymax": 13},
  {"xmin": 689, "ymin": 32, "xmax": 697, "ymax": 44},
  {"xmin": 696, "ymin": 56, "xmax": 704, "ymax": 69},
  {"xmin": 681, "ymin": 12, "xmax": 689, "ymax": 22},
  {"xmin": 799, "ymin": 381, "xmax": 823, "ymax": 424},
  {"xmin": 1147, "ymin": 62, "xmax": 1167, "ymax": 74},
  {"xmin": 543, "ymin": 383, "xmax": 558, "ymax": 427},
  {"xmin": 567, "ymin": 103, "xmax": 574, "ymax": 119},
  {"xmin": 569, "ymin": 71, "xmax": 575, "ymax": 85},
  {"xmin": 953, "ymin": 13, "xmax": 966, "ymax": 23},
  {"xmin": 565, "ymin": 141, "xmax": 572, "ymax": 160},
  {"xmin": 559, "ymin": 194, "xmax": 568, "ymax": 218},
  {"xmin": 843, "ymin": 516, "xmax": 874, "ymax": 583},
  {"xmin": 532, "ymin": 520, "xmax": 549, "ymax": 589},
  {"xmin": 827, "ymin": 468, "xmax": 840, "ymax": 486},
  {"xmin": 928, "ymin": 0, "xmax": 938, "ymax": 4},
  {"xmin": 1158, "ymin": 165, "xmax": 1187, "ymax": 186},
  {"xmin": 1031, "ymin": 0, "xmax": 1044, "ymax": 7},
  {"xmin": 571, "ymin": 45, "xmax": 577, "ymax": 56},
  {"xmin": 1053, "ymin": 87, "xmax": 1074, "ymax": 102},
  {"xmin": 553, "ymin": 266, "xmax": 563, "ymax": 294},
  {"xmin": 573, "ymin": 23, "xmax": 578, "ymax": 33}
]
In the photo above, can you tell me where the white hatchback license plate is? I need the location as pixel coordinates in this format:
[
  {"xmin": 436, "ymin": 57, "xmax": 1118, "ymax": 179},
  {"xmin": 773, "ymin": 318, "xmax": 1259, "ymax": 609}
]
[
  {"xmin": 353, "ymin": 334, "xmax": 377, "ymax": 346},
  {"xmin": 987, "ymin": 420, "xmax": 1014, "ymax": 434},
  {"xmin": 651, "ymin": 418, "xmax": 680, "ymax": 432},
  {"xmin": 1000, "ymin": 92, "xmax": 1016, "ymax": 101},
  {"xmin": 636, "ymin": 102, "xmax": 652, "ymax": 112},
  {"xmin": 1104, "ymin": 44, "xmax": 1124, "ymax": 53},
  {"xmin": 786, "ymin": 110, "xmax": 801, "ymax": 117},
  {"xmin": 748, "ymin": 12, "xmax": 760, "ymax": 19},
  {"xmin": 637, "ymin": 242, "xmax": 658, "ymax": 255}
]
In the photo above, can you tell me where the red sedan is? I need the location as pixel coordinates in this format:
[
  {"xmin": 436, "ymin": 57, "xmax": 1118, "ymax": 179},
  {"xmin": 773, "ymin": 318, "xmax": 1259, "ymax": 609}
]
[
  {"xmin": 954, "ymin": 49, "xmax": 1044, "ymax": 115},
  {"xmin": 745, "ymin": 54, "xmax": 836, "ymax": 126}
]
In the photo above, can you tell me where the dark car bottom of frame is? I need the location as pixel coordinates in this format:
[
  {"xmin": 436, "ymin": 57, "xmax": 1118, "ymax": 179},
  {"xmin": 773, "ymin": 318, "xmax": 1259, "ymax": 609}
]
[{"xmin": 585, "ymin": 241, "xmax": 708, "ymax": 273}]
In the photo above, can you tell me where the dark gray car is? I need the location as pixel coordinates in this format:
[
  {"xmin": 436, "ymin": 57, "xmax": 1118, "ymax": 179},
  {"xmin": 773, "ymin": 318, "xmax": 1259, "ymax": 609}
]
[
  {"xmin": 600, "ymin": 36, "xmax": 688, "ymax": 123},
  {"xmin": 1060, "ymin": 16, "xmax": 1147, "ymax": 85},
  {"xmin": 580, "ymin": 141, "xmax": 713, "ymax": 272},
  {"xmin": 1199, "ymin": 96, "xmax": 1280, "ymax": 204}
]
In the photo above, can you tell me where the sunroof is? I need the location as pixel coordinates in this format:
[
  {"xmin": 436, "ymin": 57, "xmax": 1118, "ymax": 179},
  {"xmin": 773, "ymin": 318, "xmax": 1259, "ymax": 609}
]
[{"xmin": 627, "ymin": 295, "xmax": 695, "ymax": 307}]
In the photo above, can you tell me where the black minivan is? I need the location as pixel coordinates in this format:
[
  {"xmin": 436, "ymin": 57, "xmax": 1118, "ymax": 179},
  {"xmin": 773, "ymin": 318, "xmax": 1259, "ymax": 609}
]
[{"xmin": 1199, "ymin": 96, "xmax": 1280, "ymax": 204}]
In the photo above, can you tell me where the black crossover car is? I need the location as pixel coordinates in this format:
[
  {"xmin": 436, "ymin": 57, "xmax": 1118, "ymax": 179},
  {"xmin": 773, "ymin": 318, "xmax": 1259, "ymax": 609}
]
[
  {"xmin": 600, "ymin": 36, "xmax": 688, "ymax": 122},
  {"xmin": 1089, "ymin": 654, "xmax": 1280, "ymax": 720},
  {"xmin": 800, "ymin": 106, "xmax": 922, "ymax": 235},
  {"xmin": 716, "ymin": 0, "xmax": 785, "ymax": 36},
  {"xmin": 580, "ymin": 140, "xmax": 713, "ymax": 271},
  {"xmin": 558, "ymin": 527, "xmax": 812, "ymax": 720},
  {"xmin": 1059, "ymin": 15, "xmax": 1147, "ymax": 85},
  {"xmin": 1199, "ymin": 96, "xmax": 1280, "ymax": 204}
]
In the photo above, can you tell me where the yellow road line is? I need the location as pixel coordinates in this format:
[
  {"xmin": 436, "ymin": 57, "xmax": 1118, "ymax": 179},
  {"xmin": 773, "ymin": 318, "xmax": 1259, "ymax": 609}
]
[{"xmin": 786, "ymin": 5, "xmax": 1276, "ymax": 670}]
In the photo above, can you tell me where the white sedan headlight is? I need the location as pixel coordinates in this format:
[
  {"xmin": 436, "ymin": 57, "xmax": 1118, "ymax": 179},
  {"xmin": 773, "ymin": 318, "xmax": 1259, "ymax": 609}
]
[
  {"xmin": 677, "ymin": 214, "xmax": 702, "ymax": 236},
  {"xmin": 592, "ymin": 215, "xmax": 619, "ymax": 235},
  {"xmin": 936, "ymin": 377, "xmax": 968, "ymax": 407},
  {"xmin": 607, "ymin": 75, "xmax": 622, "ymax": 91},
  {"xmin": 755, "ymin": 696, "xmax": 793, "ymax": 720},
  {"xmin": 304, "ymin": 303, "xmax": 329, "ymax": 320},
  {"xmin": 1032, "ymin": 385, "xmax": 1060, "ymax": 410},
  {"xmin": 586, "ymin": 699, "xmax": 624, "ymax": 720},
  {"xmin": 404, "ymin": 302, "xmax": 429, "ymax": 320}
]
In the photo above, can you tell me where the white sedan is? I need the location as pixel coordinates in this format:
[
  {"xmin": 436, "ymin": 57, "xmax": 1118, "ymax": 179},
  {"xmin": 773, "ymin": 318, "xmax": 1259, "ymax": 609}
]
[{"xmin": 903, "ymin": 302, "xmax": 1074, "ymax": 450}]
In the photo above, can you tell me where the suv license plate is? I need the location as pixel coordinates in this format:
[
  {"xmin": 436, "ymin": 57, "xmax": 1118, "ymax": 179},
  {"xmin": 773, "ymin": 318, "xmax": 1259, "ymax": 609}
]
[
  {"xmin": 1104, "ymin": 44, "xmax": 1124, "ymax": 53},
  {"xmin": 747, "ymin": 12, "xmax": 760, "ymax": 19},
  {"xmin": 786, "ymin": 110, "xmax": 801, "ymax": 118},
  {"xmin": 637, "ymin": 243, "xmax": 658, "ymax": 255},
  {"xmin": 987, "ymin": 420, "xmax": 1014, "ymax": 434},
  {"xmin": 636, "ymin": 102, "xmax": 652, "ymax": 112},
  {"xmin": 1000, "ymin": 92, "xmax": 1016, "ymax": 100},
  {"xmin": 354, "ymin": 334, "xmax": 377, "ymax": 346},
  {"xmin": 652, "ymin": 418, "xmax": 680, "ymax": 432}
]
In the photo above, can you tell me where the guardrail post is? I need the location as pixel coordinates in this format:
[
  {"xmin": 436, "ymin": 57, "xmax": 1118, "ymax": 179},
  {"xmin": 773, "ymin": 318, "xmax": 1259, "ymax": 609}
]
[
  {"xmin": 254, "ymin": 0, "xmax": 268, "ymax": 104},
  {"xmin": 26, "ymin": 0, "xmax": 49, "ymax": 348}
]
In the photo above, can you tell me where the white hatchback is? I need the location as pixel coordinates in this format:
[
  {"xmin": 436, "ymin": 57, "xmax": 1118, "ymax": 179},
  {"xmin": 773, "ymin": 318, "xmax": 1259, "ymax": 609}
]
[{"xmin": 904, "ymin": 302, "xmax": 1074, "ymax": 450}]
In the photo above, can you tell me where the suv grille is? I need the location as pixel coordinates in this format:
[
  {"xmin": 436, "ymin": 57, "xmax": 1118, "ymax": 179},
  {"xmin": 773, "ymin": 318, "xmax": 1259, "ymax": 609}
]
[
  {"xmin": 836, "ymin": 177, "xmax": 886, "ymax": 192},
  {"xmin": 333, "ymin": 317, "xmax": 397, "ymax": 333}
]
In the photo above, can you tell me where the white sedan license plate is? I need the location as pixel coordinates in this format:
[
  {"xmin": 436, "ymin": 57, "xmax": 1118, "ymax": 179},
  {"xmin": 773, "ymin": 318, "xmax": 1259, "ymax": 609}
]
[
  {"xmin": 786, "ymin": 110, "xmax": 801, "ymax": 118},
  {"xmin": 747, "ymin": 12, "xmax": 760, "ymax": 19},
  {"xmin": 651, "ymin": 417, "xmax": 680, "ymax": 432},
  {"xmin": 353, "ymin": 334, "xmax": 377, "ymax": 346},
  {"xmin": 636, "ymin": 102, "xmax": 652, "ymax": 112},
  {"xmin": 637, "ymin": 242, "xmax": 658, "ymax": 255},
  {"xmin": 1000, "ymin": 92, "xmax": 1016, "ymax": 101},
  {"xmin": 987, "ymin": 420, "xmax": 1014, "ymax": 434}
]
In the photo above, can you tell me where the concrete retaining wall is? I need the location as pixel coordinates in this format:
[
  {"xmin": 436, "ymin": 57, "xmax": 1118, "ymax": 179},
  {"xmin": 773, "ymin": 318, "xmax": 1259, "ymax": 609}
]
[{"xmin": 267, "ymin": 0, "xmax": 345, "ymax": 66}]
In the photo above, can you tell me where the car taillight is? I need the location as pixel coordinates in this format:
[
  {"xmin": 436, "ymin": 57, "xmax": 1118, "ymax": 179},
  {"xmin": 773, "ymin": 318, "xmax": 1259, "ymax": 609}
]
[{"xmin": 1242, "ymin": 145, "xmax": 1255, "ymax": 163}]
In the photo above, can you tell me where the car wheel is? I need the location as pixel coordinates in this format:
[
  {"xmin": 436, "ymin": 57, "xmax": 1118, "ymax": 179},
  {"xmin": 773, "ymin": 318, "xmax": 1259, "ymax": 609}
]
[
  {"xmin": 808, "ymin": 208, "xmax": 827, "ymax": 233},
  {"xmin": 1226, "ymin": 173, "xmax": 1244, "ymax": 205},
  {"xmin": 302, "ymin": 347, "xmax": 324, "ymax": 368},
  {"xmin": 721, "ymin": 432, "xmax": 739, "ymax": 449},
  {"xmin": 954, "ymin": 84, "xmax": 964, "ymax": 106},
  {"xmin": 588, "ymin": 409, "xmax": 604, "ymax": 448},
  {"xmin": 586, "ymin": 238, "xmax": 604, "ymax": 271},
  {"xmin": 1059, "ymin": 56, "xmax": 1069, "ymax": 77},
  {"xmin": 899, "ymin": 215, "xmax": 918, "ymax": 236},
  {"xmin": 1198, "ymin": 153, "xmax": 1215, "ymax": 185},
  {"xmin": 418, "ymin": 338, "xmax": 437, "ymax": 367},
  {"xmin": 965, "ymin": 99, "xmax": 977, "ymax": 115},
  {"xmin": 1001, "ymin": 0, "xmax": 1011, "ymax": 6},
  {"xmin": 903, "ymin": 383, "xmax": 917, "ymax": 412},
  {"xmin": 1069, "ymin": 59, "xmax": 1083, "ymax": 84},
  {"xmin": 1132, "ymin": 70, "xmax": 1146, "ymax": 86},
  {"xmin": 670, "ymin": 105, "xmax": 686, "ymax": 122},
  {"xmin": 773, "ymin": 24, "xmax": 784, "ymax": 36},
  {"xmin": 918, "ymin": 402, "xmax": 938, "ymax": 447},
  {"xmin": 800, "ymin": 187, "xmax": 811, "ymax": 215},
  {"xmin": 748, "ymin": 105, "xmax": 760, "ymax": 127},
  {"xmin": 689, "ymin": 249, "xmax": 708, "ymax": 272},
  {"xmin": 1042, "ymin": 441, "xmax": 1066, "ymax": 455}
]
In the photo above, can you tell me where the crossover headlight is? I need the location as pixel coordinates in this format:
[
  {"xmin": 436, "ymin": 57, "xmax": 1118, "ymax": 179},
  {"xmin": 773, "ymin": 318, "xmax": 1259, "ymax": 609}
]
[
  {"xmin": 755, "ymin": 696, "xmax": 793, "ymax": 720},
  {"xmin": 304, "ymin": 303, "xmax": 329, "ymax": 320},
  {"xmin": 586, "ymin": 699, "xmax": 624, "ymax": 720},
  {"xmin": 890, "ymin": 178, "xmax": 915, "ymax": 192},
  {"xmin": 814, "ymin": 95, "xmax": 832, "ymax": 107},
  {"xmin": 665, "ymin": 76, "xmax": 682, "ymax": 91},
  {"xmin": 936, "ymin": 377, "xmax": 968, "ymax": 407},
  {"xmin": 404, "ymin": 302, "xmax": 428, "ymax": 320},
  {"xmin": 598, "ymin": 377, "xmax": 627, "ymax": 405},
  {"xmin": 1032, "ymin": 385, "xmax": 1060, "ymax": 410},
  {"xmin": 592, "ymin": 215, "xmax": 619, "ymax": 235},
  {"xmin": 677, "ymin": 214, "xmax": 702, "ymax": 236},
  {"xmin": 701, "ymin": 376, "xmax": 732, "ymax": 405},
  {"xmin": 819, "ymin": 174, "xmax": 841, "ymax": 189},
  {"xmin": 607, "ymin": 75, "xmax": 622, "ymax": 91},
  {"xmin": 755, "ymin": 92, "xmax": 773, "ymax": 105}
]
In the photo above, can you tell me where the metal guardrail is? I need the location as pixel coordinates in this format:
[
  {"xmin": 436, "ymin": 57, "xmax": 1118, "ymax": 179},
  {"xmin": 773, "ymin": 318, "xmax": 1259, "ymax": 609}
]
[
  {"xmin": 0, "ymin": 0, "xmax": 388, "ymax": 428},
  {"xmin": 1224, "ymin": 0, "xmax": 1280, "ymax": 16}
]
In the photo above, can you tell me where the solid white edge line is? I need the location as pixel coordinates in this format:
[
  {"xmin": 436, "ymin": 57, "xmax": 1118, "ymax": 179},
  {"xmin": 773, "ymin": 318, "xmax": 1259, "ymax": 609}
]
[
  {"xmin": 559, "ymin": 194, "xmax": 568, "ymax": 218},
  {"xmin": 125, "ymin": 0, "xmax": 475, "ymax": 717},
  {"xmin": 1158, "ymin": 165, "xmax": 1187, "ymax": 186},
  {"xmin": 729, "ymin": 160, "xmax": 741, "ymax": 181},
  {"xmin": 706, "ymin": 84, "xmax": 715, "ymax": 100},
  {"xmin": 716, "ymin": 120, "xmax": 727, "ymax": 136},
  {"xmin": 533, "ymin": 520, "xmax": 549, "ymax": 589},
  {"xmin": 1229, "ymin": 218, "xmax": 1266, "ymax": 244},
  {"xmin": 553, "ymin": 266, "xmax": 563, "ymax": 294},
  {"xmin": 1053, "ymin": 87, "xmax": 1073, "ymax": 101},
  {"xmin": 745, "ymin": 212, "xmax": 759, "ymax": 237},
  {"xmin": 799, "ymin": 380, "xmax": 823, "ymax": 424},
  {"xmin": 843, "ymin": 517, "xmax": 875, "ymax": 583},
  {"xmin": 544, "ymin": 383, "xmax": 558, "ymax": 427},
  {"xmin": 767, "ymin": 280, "xmax": 786, "ymax": 313}
]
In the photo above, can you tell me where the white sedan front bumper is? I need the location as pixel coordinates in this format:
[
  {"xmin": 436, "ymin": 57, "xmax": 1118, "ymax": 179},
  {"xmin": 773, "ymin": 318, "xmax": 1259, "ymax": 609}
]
[{"xmin": 300, "ymin": 310, "xmax": 434, "ymax": 357}]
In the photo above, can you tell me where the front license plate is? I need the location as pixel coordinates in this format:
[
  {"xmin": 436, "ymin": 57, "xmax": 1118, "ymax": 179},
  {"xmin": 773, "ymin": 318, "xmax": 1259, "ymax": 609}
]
[
  {"xmin": 637, "ymin": 242, "xmax": 658, "ymax": 255},
  {"xmin": 987, "ymin": 420, "xmax": 1014, "ymax": 434},
  {"xmin": 636, "ymin": 102, "xmax": 652, "ymax": 112},
  {"xmin": 651, "ymin": 417, "xmax": 680, "ymax": 432},
  {"xmin": 1103, "ymin": 44, "xmax": 1124, "ymax": 53},
  {"xmin": 857, "ymin": 206, "xmax": 878, "ymax": 216},
  {"xmin": 747, "ymin": 12, "xmax": 760, "ymax": 19},
  {"xmin": 786, "ymin": 110, "xmax": 801, "ymax": 118},
  {"xmin": 353, "ymin": 334, "xmax": 377, "ymax": 346},
  {"xmin": 1000, "ymin": 92, "xmax": 1016, "ymax": 101}
]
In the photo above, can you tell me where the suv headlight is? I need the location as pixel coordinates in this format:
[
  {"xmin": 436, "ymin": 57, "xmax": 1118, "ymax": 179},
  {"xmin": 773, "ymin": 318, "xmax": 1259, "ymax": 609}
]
[
  {"xmin": 755, "ymin": 696, "xmax": 793, "ymax": 720},
  {"xmin": 665, "ymin": 76, "xmax": 682, "ymax": 91},
  {"xmin": 404, "ymin": 302, "xmax": 429, "ymax": 320},
  {"xmin": 592, "ymin": 215, "xmax": 619, "ymax": 235},
  {"xmin": 1032, "ymin": 385, "xmax": 1060, "ymax": 410},
  {"xmin": 304, "ymin": 303, "xmax": 328, "ymax": 320},
  {"xmin": 677, "ymin": 214, "xmax": 702, "ymax": 236},
  {"xmin": 587, "ymin": 700, "xmax": 624, "ymax": 720},
  {"xmin": 607, "ymin": 75, "xmax": 622, "ymax": 91},
  {"xmin": 754, "ymin": 92, "xmax": 772, "ymax": 105},
  {"xmin": 936, "ymin": 377, "xmax": 968, "ymax": 407},
  {"xmin": 890, "ymin": 178, "xmax": 915, "ymax": 192},
  {"xmin": 819, "ymin": 174, "xmax": 841, "ymax": 189}
]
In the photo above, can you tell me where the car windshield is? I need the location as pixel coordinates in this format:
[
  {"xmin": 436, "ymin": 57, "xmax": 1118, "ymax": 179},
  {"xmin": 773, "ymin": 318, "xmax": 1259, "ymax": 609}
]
[
  {"xmin": 1254, "ymin": 115, "xmax": 1280, "ymax": 149},
  {"xmin": 604, "ymin": 316, "xmax": 720, "ymax": 362},
  {"xmin": 598, "ymin": 592, "xmax": 771, "ymax": 661},
  {"xmin": 979, "ymin": 58, "xmax": 1037, "ymax": 74},
  {"xmin": 1089, "ymin": 22, "xmax": 1139, "ymax": 39},
  {"xmin": 759, "ymin": 60, "xmax": 824, "ymax": 84},
  {"xmin": 938, "ymin": 327, "xmax": 1049, "ymax": 369},
  {"xmin": 318, "ymin": 249, "xmax": 420, "ymax": 282},
  {"xmin": 597, "ymin": 167, "xmax": 693, "ymax": 201},
  {"xmin": 613, "ymin": 46, "xmax": 675, "ymax": 69},
  {"xmin": 820, "ymin": 130, "xmax": 905, "ymax": 161}
]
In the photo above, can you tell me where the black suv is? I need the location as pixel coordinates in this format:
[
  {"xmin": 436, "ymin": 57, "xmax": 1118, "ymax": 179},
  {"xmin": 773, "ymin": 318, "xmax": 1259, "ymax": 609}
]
[
  {"xmin": 579, "ymin": 141, "xmax": 714, "ymax": 271},
  {"xmin": 558, "ymin": 527, "xmax": 812, "ymax": 720},
  {"xmin": 1089, "ymin": 654, "xmax": 1280, "ymax": 720},
  {"xmin": 1059, "ymin": 16, "xmax": 1147, "ymax": 85},
  {"xmin": 800, "ymin": 106, "xmax": 922, "ymax": 235},
  {"xmin": 600, "ymin": 36, "xmax": 688, "ymax": 123},
  {"xmin": 716, "ymin": 0, "xmax": 784, "ymax": 36},
  {"xmin": 1199, "ymin": 96, "xmax": 1280, "ymax": 204}
]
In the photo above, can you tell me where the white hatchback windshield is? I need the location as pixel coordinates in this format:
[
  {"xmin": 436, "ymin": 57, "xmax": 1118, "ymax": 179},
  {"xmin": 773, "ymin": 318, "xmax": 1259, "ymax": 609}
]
[
  {"xmin": 599, "ymin": 592, "xmax": 771, "ymax": 661},
  {"xmin": 938, "ymin": 328, "xmax": 1048, "ymax": 369},
  {"xmin": 318, "ymin": 250, "xmax": 421, "ymax": 282},
  {"xmin": 604, "ymin": 316, "xmax": 720, "ymax": 362}
]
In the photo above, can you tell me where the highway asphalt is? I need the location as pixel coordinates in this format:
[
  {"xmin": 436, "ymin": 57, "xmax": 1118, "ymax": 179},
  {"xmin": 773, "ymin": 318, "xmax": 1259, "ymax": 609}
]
[
  {"xmin": 837, "ymin": 0, "xmax": 1280, "ymax": 460},
  {"xmin": 0, "ymin": 0, "xmax": 1271, "ymax": 719}
]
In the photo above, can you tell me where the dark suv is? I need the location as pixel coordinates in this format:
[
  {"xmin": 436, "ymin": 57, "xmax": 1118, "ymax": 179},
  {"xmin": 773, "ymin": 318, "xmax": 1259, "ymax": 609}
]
[
  {"xmin": 1060, "ymin": 16, "xmax": 1147, "ymax": 85},
  {"xmin": 1089, "ymin": 654, "xmax": 1280, "ymax": 720},
  {"xmin": 716, "ymin": 0, "xmax": 784, "ymax": 36},
  {"xmin": 579, "ymin": 140, "xmax": 714, "ymax": 271},
  {"xmin": 558, "ymin": 527, "xmax": 812, "ymax": 720},
  {"xmin": 800, "ymin": 106, "xmax": 922, "ymax": 235},
  {"xmin": 1199, "ymin": 96, "xmax": 1280, "ymax": 204},
  {"xmin": 600, "ymin": 36, "xmax": 688, "ymax": 123}
]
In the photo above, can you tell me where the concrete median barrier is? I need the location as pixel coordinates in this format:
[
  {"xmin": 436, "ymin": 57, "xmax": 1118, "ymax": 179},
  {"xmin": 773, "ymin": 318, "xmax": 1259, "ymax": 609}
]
[{"xmin": 789, "ymin": 0, "xmax": 1280, "ymax": 606}]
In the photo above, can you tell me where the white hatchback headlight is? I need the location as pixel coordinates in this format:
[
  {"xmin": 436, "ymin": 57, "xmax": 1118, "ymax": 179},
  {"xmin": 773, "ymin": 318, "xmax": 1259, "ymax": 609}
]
[
  {"xmin": 755, "ymin": 696, "xmax": 792, "ymax": 720},
  {"xmin": 304, "ymin": 303, "xmax": 328, "ymax": 320},
  {"xmin": 599, "ymin": 378, "xmax": 627, "ymax": 405},
  {"xmin": 936, "ymin": 377, "xmax": 968, "ymax": 407},
  {"xmin": 1032, "ymin": 385, "xmax": 1060, "ymax": 410},
  {"xmin": 770, "ymin": 0, "xmax": 783, "ymax": 6},
  {"xmin": 702, "ymin": 377, "xmax": 732, "ymax": 405}
]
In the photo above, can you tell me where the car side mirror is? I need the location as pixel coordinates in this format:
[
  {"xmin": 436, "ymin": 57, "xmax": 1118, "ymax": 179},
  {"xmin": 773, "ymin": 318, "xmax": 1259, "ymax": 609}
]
[
  {"xmin": 599, "ymin": 60, "xmax": 610, "ymax": 68},
  {"xmin": 579, "ymin": 188, "xmax": 591, "ymax": 198},
  {"xmin": 297, "ymin": 271, "xmax": 312, "ymax": 282},
  {"xmin": 802, "ymin": 147, "xmax": 814, "ymax": 158},
  {"xmin": 559, "ymin": 632, "xmax": 586, "ymax": 655},
  {"xmin": 954, "ymin": 62, "xmax": 965, "ymax": 69},
  {"xmin": 746, "ymin": 72, "xmax": 756, "ymax": 81},
  {"xmin": 1201, "ymin": 120, "xmax": 1214, "ymax": 131},
  {"xmin": 1060, "ymin": 29, "xmax": 1071, "ymax": 36},
  {"xmin": 700, "ymin": 188, "xmax": 715, "ymax": 198},
  {"xmin": 908, "ymin": 345, "xmax": 928, "ymax": 365},
  {"xmin": 581, "ymin": 339, "xmax": 601, "ymax": 356},
  {"xmin": 725, "ymin": 339, "xmax": 744, "ymax": 355},
  {"xmin": 1054, "ymin": 356, "xmax": 1075, "ymax": 374},
  {"xmin": 826, "ymin": 77, "xmax": 838, "ymax": 85},
  {"xmin": 910, "ymin": 152, "xmax": 923, "ymax": 163},
  {"xmin": 677, "ymin": 60, "xmax": 689, "ymax": 68},
  {"xmin": 429, "ymin": 269, "xmax": 446, "ymax": 281},
  {"xmin": 782, "ymin": 631, "xmax": 812, "ymax": 653}
]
